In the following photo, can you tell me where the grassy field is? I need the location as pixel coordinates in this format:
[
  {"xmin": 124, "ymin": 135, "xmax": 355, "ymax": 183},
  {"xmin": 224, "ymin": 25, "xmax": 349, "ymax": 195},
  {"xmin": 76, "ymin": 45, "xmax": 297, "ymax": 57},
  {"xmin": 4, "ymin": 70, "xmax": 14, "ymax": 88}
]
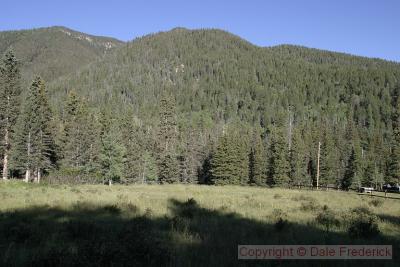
[{"xmin": 0, "ymin": 181, "xmax": 399, "ymax": 266}]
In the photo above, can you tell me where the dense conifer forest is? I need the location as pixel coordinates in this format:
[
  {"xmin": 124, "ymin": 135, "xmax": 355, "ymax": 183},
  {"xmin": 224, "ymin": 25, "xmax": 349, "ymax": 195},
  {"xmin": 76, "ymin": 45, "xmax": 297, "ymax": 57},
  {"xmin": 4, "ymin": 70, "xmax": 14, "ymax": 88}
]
[{"xmin": 1, "ymin": 26, "xmax": 400, "ymax": 189}]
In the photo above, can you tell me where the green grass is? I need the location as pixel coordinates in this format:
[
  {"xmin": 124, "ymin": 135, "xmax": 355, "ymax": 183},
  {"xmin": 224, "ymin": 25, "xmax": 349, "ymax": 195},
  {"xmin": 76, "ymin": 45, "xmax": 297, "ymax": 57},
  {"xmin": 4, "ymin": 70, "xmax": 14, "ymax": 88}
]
[{"xmin": 0, "ymin": 181, "xmax": 399, "ymax": 266}]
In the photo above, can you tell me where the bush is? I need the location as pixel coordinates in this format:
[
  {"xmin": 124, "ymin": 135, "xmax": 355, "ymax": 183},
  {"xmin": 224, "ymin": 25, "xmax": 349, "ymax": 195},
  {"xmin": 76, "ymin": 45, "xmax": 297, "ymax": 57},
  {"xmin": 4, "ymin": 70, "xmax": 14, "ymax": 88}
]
[
  {"xmin": 369, "ymin": 198, "xmax": 383, "ymax": 208},
  {"xmin": 315, "ymin": 205, "xmax": 340, "ymax": 232},
  {"xmin": 300, "ymin": 199, "xmax": 320, "ymax": 212},
  {"xmin": 271, "ymin": 209, "xmax": 289, "ymax": 232},
  {"xmin": 291, "ymin": 195, "xmax": 315, "ymax": 202},
  {"xmin": 102, "ymin": 204, "xmax": 121, "ymax": 215},
  {"xmin": 348, "ymin": 207, "xmax": 380, "ymax": 239},
  {"xmin": 180, "ymin": 198, "xmax": 198, "ymax": 219},
  {"xmin": 44, "ymin": 168, "xmax": 102, "ymax": 185}
]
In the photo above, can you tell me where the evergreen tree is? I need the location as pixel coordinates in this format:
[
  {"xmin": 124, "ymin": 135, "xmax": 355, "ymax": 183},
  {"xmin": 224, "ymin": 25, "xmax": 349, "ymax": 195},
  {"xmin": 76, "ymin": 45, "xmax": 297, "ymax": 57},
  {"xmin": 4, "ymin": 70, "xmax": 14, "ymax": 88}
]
[
  {"xmin": 99, "ymin": 124, "xmax": 126, "ymax": 184},
  {"xmin": 341, "ymin": 147, "xmax": 356, "ymax": 190},
  {"xmin": 61, "ymin": 91, "xmax": 100, "ymax": 171},
  {"xmin": 267, "ymin": 126, "xmax": 290, "ymax": 186},
  {"xmin": 249, "ymin": 128, "xmax": 266, "ymax": 185},
  {"xmin": 387, "ymin": 84, "xmax": 400, "ymax": 185},
  {"xmin": 157, "ymin": 93, "xmax": 177, "ymax": 153},
  {"xmin": 211, "ymin": 128, "xmax": 249, "ymax": 185},
  {"xmin": 157, "ymin": 92, "xmax": 179, "ymax": 183},
  {"xmin": 319, "ymin": 125, "xmax": 336, "ymax": 186},
  {"xmin": 211, "ymin": 134, "xmax": 231, "ymax": 185},
  {"xmin": 142, "ymin": 151, "xmax": 158, "ymax": 183},
  {"xmin": 0, "ymin": 48, "xmax": 21, "ymax": 180},
  {"xmin": 11, "ymin": 77, "xmax": 54, "ymax": 182},
  {"xmin": 158, "ymin": 152, "xmax": 179, "ymax": 183},
  {"xmin": 362, "ymin": 159, "xmax": 374, "ymax": 187},
  {"xmin": 289, "ymin": 127, "xmax": 309, "ymax": 186},
  {"xmin": 120, "ymin": 111, "xmax": 145, "ymax": 183}
]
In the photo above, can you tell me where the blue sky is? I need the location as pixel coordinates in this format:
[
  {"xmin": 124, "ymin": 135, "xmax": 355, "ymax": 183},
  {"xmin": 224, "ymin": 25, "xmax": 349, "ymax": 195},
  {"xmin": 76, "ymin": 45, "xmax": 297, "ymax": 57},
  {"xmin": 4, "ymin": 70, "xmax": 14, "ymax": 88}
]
[{"xmin": 1, "ymin": 0, "xmax": 399, "ymax": 62}]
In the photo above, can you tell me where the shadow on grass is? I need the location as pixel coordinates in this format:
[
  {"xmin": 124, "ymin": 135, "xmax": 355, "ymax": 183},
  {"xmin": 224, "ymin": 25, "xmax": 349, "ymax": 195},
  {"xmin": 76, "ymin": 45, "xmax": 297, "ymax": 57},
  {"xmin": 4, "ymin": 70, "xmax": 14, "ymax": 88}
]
[
  {"xmin": 0, "ymin": 199, "xmax": 398, "ymax": 267},
  {"xmin": 378, "ymin": 214, "xmax": 400, "ymax": 226}
]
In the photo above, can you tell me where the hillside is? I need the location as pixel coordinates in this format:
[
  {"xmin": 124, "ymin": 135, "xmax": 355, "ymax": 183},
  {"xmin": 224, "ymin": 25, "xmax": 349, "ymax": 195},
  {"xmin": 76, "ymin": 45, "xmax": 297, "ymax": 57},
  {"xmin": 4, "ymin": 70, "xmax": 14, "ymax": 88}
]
[
  {"xmin": 0, "ymin": 26, "xmax": 124, "ymax": 85},
  {"xmin": 2, "ymin": 26, "xmax": 400, "ymax": 188},
  {"xmin": 50, "ymin": 28, "xmax": 400, "ymax": 127}
]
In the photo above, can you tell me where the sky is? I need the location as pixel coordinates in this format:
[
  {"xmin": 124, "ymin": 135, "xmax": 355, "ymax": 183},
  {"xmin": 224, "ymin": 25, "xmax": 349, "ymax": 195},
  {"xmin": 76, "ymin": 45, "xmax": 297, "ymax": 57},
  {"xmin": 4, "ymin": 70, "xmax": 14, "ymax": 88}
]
[{"xmin": 1, "ymin": 0, "xmax": 399, "ymax": 62}]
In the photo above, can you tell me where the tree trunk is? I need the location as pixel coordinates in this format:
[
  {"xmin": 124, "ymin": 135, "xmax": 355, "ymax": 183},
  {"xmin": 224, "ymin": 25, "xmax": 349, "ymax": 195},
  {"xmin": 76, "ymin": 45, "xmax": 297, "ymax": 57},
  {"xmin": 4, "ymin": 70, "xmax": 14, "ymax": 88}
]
[
  {"xmin": 24, "ymin": 169, "xmax": 30, "ymax": 183},
  {"xmin": 36, "ymin": 169, "xmax": 41, "ymax": 183},
  {"xmin": 2, "ymin": 127, "xmax": 9, "ymax": 180},
  {"xmin": 24, "ymin": 132, "xmax": 32, "ymax": 183},
  {"xmin": 316, "ymin": 141, "xmax": 321, "ymax": 189},
  {"xmin": 288, "ymin": 109, "xmax": 293, "ymax": 152}
]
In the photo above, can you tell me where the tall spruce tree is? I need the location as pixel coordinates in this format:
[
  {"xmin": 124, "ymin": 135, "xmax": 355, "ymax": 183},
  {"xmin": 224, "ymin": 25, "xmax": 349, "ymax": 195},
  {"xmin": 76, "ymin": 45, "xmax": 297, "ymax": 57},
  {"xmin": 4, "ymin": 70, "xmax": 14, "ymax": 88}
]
[
  {"xmin": 341, "ymin": 147, "xmax": 356, "ymax": 190},
  {"xmin": 289, "ymin": 126, "xmax": 309, "ymax": 186},
  {"xmin": 99, "ymin": 124, "xmax": 126, "ymax": 184},
  {"xmin": 319, "ymin": 125, "xmax": 336, "ymax": 186},
  {"xmin": 388, "ymin": 84, "xmax": 400, "ymax": 185},
  {"xmin": 267, "ymin": 126, "xmax": 290, "ymax": 186},
  {"xmin": 362, "ymin": 159, "xmax": 374, "ymax": 187},
  {"xmin": 0, "ymin": 48, "xmax": 21, "ymax": 180},
  {"xmin": 249, "ymin": 128, "xmax": 266, "ymax": 185},
  {"xmin": 211, "ymin": 127, "xmax": 249, "ymax": 185},
  {"xmin": 211, "ymin": 134, "xmax": 231, "ymax": 185},
  {"xmin": 11, "ymin": 77, "xmax": 54, "ymax": 182},
  {"xmin": 120, "ymin": 111, "xmax": 145, "ymax": 183},
  {"xmin": 61, "ymin": 91, "xmax": 100, "ymax": 171},
  {"xmin": 157, "ymin": 93, "xmax": 179, "ymax": 183},
  {"xmin": 142, "ymin": 151, "xmax": 158, "ymax": 183}
]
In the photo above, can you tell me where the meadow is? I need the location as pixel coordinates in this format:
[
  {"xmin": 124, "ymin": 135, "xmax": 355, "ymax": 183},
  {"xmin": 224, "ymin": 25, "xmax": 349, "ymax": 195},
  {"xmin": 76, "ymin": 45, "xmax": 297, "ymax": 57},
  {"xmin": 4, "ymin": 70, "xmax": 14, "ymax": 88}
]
[{"xmin": 0, "ymin": 181, "xmax": 399, "ymax": 266}]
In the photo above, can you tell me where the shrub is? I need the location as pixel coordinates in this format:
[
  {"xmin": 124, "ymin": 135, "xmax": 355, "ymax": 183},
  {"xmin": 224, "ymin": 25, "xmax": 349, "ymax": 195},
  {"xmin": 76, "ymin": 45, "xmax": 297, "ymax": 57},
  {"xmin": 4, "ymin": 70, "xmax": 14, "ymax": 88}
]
[
  {"xmin": 271, "ymin": 209, "xmax": 289, "ymax": 232},
  {"xmin": 315, "ymin": 206, "xmax": 340, "ymax": 232},
  {"xmin": 300, "ymin": 199, "xmax": 320, "ymax": 212},
  {"xmin": 102, "ymin": 204, "xmax": 121, "ymax": 215},
  {"xmin": 369, "ymin": 198, "xmax": 383, "ymax": 208},
  {"xmin": 171, "ymin": 216, "xmax": 190, "ymax": 232},
  {"xmin": 348, "ymin": 207, "xmax": 380, "ymax": 239},
  {"xmin": 291, "ymin": 195, "xmax": 315, "ymax": 202},
  {"xmin": 119, "ymin": 202, "xmax": 139, "ymax": 213},
  {"xmin": 180, "ymin": 198, "xmax": 198, "ymax": 219}
]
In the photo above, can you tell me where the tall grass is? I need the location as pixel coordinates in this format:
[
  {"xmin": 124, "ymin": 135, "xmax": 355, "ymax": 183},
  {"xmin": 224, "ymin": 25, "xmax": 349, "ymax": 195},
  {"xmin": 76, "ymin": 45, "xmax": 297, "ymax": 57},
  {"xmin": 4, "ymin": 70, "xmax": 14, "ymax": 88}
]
[{"xmin": 0, "ymin": 181, "xmax": 399, "ymax": 266}]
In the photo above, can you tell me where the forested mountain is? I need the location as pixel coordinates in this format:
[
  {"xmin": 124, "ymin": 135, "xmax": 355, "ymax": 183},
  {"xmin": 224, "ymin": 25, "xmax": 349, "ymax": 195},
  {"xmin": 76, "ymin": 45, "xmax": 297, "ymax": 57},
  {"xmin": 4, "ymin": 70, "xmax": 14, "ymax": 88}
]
[
  {"xmin": 0, "ymin": 26, "xmax": 124, "ymax": 85},
  {"xmin": 1, "ymin": 27, "xmax": 400, "ymax": 188}
]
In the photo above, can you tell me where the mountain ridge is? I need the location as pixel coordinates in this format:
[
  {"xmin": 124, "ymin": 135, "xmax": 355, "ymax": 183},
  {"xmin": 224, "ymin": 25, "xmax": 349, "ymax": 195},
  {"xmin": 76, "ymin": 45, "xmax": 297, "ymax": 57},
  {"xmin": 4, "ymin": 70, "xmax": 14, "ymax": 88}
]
[{"xmin": 0, "ymin": 26, "xmax": 124, "ymax": 84}]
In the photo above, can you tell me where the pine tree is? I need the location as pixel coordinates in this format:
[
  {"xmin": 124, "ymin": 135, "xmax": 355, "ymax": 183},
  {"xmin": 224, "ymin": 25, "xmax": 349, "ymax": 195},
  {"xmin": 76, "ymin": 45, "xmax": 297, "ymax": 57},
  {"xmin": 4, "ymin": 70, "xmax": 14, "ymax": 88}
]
[
  {"xmin": 267, "ymin": 126, "xmax": 290, "ymax": 186},
  {"xmin": 289, "ymin": 127, "xmax": 309, "ymax": 186},
  {"xmin": 319, "ymin": 125, "xmax": 336, "ymax": 186},
  {"xmin": 99, "ymin": 124, "xmax": 126, "ymax": 184},
  {"xmin": 11, "ymin": 77, "xmax": 55, "ymax": 182},
  {"xmin": 158, "ymin": 152, "xmax": 179, "ymax": 183},
  {"xmin": 211, "ymin": 134, "xmax": 231, "ymax": 185},
  {"xmin": 249, "ymin": 128, "xmax": 266, "ymax": 185},
  {"xmin": 120, "ymin": 111, "xmax": 145, "ymax": 183},
  {"xmin": 341, "ymin": 147, "xmax": 356, "ymax": 190},
  {"xmin": 362, "ymin": 159, "xmax": 374, "ymax": 187},
  {"xmin": 211, "ymin": 128, "xmax": 249, "ymax": 185},
  {"xmin": 387, "ymin": 84, "xmax": 400, "ymax": 185},
  {"xmin": 142, "ymin": 151, "xmax": 158, "ymax": 183},
  {"xmin": 0, "ymin": 48, "xmax": 21, "ymax": 180},
  {"xmin": 157, "ymin": 92, "xmax": 179, "ymax": 183},
  {"xmin": 157, "ymin": 93, "xmax": 177, "ymax": 153},
  {"xmin": 61, "ymin": 91, "xmax": 100, "ymax": 171}
]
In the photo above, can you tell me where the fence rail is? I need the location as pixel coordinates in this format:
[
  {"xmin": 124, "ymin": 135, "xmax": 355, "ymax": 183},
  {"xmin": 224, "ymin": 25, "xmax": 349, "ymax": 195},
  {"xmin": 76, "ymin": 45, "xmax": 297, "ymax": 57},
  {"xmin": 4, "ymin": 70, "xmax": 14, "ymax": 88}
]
[{"xmin": 286, "ymin": 184, "xmax": 400, "ymax": 200}]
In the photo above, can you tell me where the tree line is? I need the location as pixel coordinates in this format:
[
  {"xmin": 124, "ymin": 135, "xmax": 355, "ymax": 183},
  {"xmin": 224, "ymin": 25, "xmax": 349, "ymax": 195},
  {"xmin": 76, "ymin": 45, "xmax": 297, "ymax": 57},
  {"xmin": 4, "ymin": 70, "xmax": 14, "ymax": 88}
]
[{"xmin": 1, "ymin": 48, "xmax": 400, "ymax": 189}]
